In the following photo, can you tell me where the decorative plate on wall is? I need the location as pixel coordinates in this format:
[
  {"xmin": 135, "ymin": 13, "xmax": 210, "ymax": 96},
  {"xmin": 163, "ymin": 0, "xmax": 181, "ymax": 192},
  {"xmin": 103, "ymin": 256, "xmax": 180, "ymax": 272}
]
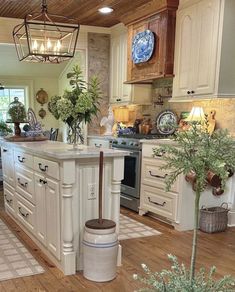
[
  {"xmin": 132, "ymin": 30, "xmax": 155, "ymax": 64},
  {"xmin": 156, "ymin": 110, "xmax": 177, "ymax": 135},
  {"xmin": 36, "ymin": 88, "xmax": 48, "ymax": 105}
]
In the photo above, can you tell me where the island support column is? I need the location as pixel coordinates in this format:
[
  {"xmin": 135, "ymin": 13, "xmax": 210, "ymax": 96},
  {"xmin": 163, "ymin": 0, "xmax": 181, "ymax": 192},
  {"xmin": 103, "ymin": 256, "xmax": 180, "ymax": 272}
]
[
  {"xmin": 111, "ymin": 156, "xmax": 124, "ymax": 266},
  {"xmin": 61, "ymin": 160, "xmax": 76, "ymax": 275}
]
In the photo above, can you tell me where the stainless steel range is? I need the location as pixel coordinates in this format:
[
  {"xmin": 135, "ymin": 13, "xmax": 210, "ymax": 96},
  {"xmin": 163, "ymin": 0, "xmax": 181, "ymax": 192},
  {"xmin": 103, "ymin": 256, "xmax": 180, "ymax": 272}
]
[{"xmin": 111, "ymin": 134, "xmax": 168, "ymax": 212}]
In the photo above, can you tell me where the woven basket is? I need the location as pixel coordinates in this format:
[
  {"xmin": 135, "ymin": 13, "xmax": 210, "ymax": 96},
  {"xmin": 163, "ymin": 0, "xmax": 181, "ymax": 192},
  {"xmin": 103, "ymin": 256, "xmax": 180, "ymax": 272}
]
[{"xmin": 199, "ymin": 203, "xmax": 229, "ymax": 233}]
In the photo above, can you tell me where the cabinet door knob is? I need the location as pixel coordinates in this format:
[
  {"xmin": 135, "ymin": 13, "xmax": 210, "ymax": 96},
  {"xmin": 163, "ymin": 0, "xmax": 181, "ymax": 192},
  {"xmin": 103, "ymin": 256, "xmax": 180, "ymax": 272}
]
[
  {"xmin": 39, "ymin": 178, "xmax": 47, "ymax": 184},
  {"xmin": 38, "ymin": 163, "xmax": 48, "ymax": 172},
  {"xmin": 187, "ymin": 91, "xmax": 191, "ymax": 95},
  {"xmin": 3, "ymin": 149, "xmax": 7, "ymax": 152},
  {"xmin": 94, "ymin": 143, "xmax": 102, "ymax": 148},
  {"xmin": 191, "ymin": 90, "xmax": 195, "ymax": 94},
  {"xmin": 4, "ymin": 195, "xmax": 12, "ymax": 204}
]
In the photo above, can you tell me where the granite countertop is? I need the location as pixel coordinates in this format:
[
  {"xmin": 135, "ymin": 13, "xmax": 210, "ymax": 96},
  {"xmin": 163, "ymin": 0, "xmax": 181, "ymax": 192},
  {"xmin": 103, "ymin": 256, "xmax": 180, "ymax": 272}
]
[{"xmin": 0, "ymin": 140, "xmax": 129, "ymax": 160}]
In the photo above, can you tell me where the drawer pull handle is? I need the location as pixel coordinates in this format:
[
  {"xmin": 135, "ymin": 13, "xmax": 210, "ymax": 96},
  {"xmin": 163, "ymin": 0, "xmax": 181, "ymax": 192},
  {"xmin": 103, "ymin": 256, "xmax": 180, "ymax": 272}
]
[
  {"xmin": 18, "ymin": 156, "xmax": 25, "ymax": 163},
  {"xmin": 154, "ymin": 150, "xmax": 166, "ymax": 157},
  {"xmin": 38, "ymin": 163, "xmax": 48, "ymax": 172},
  {"xmin": 18, "ymin": 207, "xmax": 29, "ymax": 218},
  {"xmin": 17, "ymin": 178, "xmax": 28, "ymax": 188},
  {"xmin": 95, "ymin": 143, "xmax": 102, "ymax": 148},
  {"xmin": 39, "ymin": 178, "xmax": 47, "ymax": 185},
  {"xmin": 149, "ymin": 171, "xmax": 167, "ymax": 179},
  {"xmin": 3, "ymin": 149, "xmax": 7, "ymax": 152},
  {"xmin": 4, "ymin": 195, "xmax": 12, "ymax": 204},
  {"xmin": 148, "ymin": 197, "xmax": 166, "ymax": 207}
]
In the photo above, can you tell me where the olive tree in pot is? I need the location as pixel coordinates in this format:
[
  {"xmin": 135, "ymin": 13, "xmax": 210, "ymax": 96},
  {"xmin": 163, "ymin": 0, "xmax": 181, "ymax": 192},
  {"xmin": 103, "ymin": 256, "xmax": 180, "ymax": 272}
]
[{"xmin": 133, "ymin": 120, "xmax": 235, "ymax": 291}]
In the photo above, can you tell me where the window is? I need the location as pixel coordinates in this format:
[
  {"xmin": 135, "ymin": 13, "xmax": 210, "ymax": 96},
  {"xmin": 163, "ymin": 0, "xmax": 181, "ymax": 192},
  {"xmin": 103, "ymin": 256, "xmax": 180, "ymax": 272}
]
[{"xmin": 0, "ymin": 87, "xmax": 26, "ymax": 121}]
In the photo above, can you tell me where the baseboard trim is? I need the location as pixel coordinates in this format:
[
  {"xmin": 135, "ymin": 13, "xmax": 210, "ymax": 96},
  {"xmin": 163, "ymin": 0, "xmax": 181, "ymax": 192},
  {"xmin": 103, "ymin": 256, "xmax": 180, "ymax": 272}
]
[{"xmin": 228, "ymin": 210, "xmax": 235, "ymax": 227}]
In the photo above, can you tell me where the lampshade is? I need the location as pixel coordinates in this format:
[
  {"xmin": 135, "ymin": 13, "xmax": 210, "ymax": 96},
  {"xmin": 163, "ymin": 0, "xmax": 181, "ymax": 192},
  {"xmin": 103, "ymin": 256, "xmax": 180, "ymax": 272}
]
[
  {"xmin": 13, "ymin": 0, "xmax": 79, "ymax": 64},
  {"xmin": 185, "ymin": 107, "xmax": 205, "ymax": 123},
  {"xmin": 114, "ymin": 108, "xmax": 129, "ymax": 122}
]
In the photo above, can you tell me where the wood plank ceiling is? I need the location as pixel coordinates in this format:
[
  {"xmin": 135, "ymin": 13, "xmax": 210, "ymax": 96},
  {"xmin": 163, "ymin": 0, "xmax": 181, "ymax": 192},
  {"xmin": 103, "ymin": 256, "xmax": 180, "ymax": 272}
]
[{"xmin": 0, "ymin": 0, "xmax": 155, "ymax": 27}]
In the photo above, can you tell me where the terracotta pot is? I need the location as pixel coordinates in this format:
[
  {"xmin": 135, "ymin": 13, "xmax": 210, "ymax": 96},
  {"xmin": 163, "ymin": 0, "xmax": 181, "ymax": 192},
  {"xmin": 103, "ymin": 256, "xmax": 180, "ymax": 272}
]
[
  {"xmin": 185, "ymin": 170, "xmax": 196, "ymax": 184},
  {"xmin": 206, "ymin": 170, "xmax": 221, "ymax": 187},
  {"xmin": 212, "ymin": 186, "xmax": 224, "ymax": 196}
]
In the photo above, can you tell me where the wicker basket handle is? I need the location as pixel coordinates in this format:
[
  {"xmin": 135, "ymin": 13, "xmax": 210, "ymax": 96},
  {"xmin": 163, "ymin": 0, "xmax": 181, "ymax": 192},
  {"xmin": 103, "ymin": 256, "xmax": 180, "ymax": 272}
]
[
  {"xmin": 221, "ymin": 202, "xmax": 229, "ymax": 210},
  {"xmin": 201, "ymin": 205, "xmax": 207, "ymax": 210}
]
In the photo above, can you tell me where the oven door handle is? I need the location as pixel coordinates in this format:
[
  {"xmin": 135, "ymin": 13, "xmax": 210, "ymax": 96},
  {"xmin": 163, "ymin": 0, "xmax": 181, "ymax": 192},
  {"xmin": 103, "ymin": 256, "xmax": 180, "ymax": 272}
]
[
  {"xmin": 149, "ymin": 171, "xmax": 167, "ymax": 179},
  {"xmin": 120, "ymin": 195, "xmax": 133, "ymax": 201}
]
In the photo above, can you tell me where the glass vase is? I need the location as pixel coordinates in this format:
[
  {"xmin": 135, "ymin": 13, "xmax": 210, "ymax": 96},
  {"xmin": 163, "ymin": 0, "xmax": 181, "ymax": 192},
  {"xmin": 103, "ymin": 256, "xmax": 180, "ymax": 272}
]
[{"xmin": 67, "ymin": 121, "xmax": 84, "ymax": 150}]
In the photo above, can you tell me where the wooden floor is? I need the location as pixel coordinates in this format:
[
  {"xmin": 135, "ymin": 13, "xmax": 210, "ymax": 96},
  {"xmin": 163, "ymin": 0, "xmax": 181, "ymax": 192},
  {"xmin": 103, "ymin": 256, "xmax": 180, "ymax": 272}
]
[{"xmin": 0, "ymin": 200, "xmax": 235, "ymax": 291}]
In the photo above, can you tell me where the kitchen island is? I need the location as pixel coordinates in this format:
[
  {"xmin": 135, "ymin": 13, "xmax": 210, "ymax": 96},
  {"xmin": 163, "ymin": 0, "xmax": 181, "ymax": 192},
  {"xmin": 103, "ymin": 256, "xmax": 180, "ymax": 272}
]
[{"xmin": 0, "ymin": 140, "xmax": 128, "ymax": 275}]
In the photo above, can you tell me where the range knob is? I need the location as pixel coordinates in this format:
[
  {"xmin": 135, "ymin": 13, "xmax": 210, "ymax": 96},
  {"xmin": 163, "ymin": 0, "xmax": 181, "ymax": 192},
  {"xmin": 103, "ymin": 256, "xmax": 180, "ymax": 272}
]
[
  {"xmin": 112, "ymin": 140, "xmax": 118, "ymax": 144},
  {"xmin": 121, "ymin": 141, "xmax": 126, "ymax": 145}
]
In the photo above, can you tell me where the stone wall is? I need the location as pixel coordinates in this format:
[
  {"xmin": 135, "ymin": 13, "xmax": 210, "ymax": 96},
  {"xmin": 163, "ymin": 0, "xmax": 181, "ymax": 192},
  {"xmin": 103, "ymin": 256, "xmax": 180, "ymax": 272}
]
[{"xmin": 88, "ymin": 33, "xmax": 110, "ymax": 135}]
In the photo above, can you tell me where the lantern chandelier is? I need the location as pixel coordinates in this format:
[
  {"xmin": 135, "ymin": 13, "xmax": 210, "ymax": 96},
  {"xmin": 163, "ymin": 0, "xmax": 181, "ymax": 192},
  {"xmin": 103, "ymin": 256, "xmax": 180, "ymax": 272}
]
[{"xmin": 13, "ymin": 0, "xmax": 80, "ymax": 63}]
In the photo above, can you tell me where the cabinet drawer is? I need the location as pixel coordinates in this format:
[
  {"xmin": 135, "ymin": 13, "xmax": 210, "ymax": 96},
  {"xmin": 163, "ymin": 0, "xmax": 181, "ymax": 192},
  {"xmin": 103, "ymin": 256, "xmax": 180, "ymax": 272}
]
[
  {"xmin": 34, "ymin": 157, "xmax": 59, "ymax": 180},
  {"xmin": 141, "ymin": 185, "xmax": 178, "ymax": 221},
  {"xmin": 14, "ymin": 150, "xmax": 33, "ymax": 169},
  {"xmin": 142, "ymin": 144, "xmax": 165, "ymax": 159},
  {"xmin": 88, "ymin": 138, "xmax": 110, "ymax": 149},
  {"xmin": 16, "ymin": 193, "xmax": 36, "ymax": 234},
  {"xmin": 142, "ymin": 158, "xmax": 179, "ymax": 193},
  {"xmin": 15, "ymin": 165, "xmax": 35, "ymax": 204},
  {"xmin": 3, "ymin": 182, "xmax": 15, "ymax": 216}
]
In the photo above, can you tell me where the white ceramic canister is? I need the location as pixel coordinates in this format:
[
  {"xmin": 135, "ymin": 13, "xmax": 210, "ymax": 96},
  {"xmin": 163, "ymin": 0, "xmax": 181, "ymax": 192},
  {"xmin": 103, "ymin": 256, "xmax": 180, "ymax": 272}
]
[{"xmin": 83, "ymin": 225, "xmax": 118, "ymax": 282}]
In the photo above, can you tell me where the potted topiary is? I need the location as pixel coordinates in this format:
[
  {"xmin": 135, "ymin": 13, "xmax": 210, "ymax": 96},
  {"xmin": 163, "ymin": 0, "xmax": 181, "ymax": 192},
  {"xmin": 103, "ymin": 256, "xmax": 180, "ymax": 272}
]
[{"xmin": 133, "ymin": 118, "xmax": 235, "ymax": 291}]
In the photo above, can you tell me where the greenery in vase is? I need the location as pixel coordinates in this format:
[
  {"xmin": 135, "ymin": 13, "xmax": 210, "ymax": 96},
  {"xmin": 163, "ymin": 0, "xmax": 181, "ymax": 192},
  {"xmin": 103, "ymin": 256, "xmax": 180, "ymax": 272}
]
[
  {"xmin": 0, "ymin": 120, "xmax": 13, "ymax": 135},
  {"xmin": 133, "ymin": 118, "xmax": 235, "ymax": 291},
  {"xmin": 48, "ymin": 65, "xmax": 102, "ymax": 144}
]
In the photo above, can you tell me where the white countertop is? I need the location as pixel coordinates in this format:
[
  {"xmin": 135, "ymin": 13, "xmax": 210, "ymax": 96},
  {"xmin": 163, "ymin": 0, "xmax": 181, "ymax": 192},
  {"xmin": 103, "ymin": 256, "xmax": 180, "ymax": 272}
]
[
  {"xmin": 87, "ymin": 135, "xmax": 114, "ymax": 140},
  {"xmin": 0, "ymin": 140, "xmax": 129, "ymax": 160}
]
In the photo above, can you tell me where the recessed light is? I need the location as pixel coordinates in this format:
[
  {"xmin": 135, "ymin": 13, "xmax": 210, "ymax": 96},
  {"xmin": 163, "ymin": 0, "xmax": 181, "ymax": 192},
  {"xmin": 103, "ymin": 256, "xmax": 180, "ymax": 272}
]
[{"xmin": 98, "ymin": 7, "xmax": 113, "ymax": 14}]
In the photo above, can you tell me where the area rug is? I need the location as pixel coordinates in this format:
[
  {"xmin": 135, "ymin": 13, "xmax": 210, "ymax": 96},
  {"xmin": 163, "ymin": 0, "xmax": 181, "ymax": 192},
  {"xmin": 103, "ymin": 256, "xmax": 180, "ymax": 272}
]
[
  {"xmin": 119, "ymin": 214, "xmax": 161, "ymax": 240},
  {"xmin": 0, "ymin": 218, "xmax": 44, "ymax": 281}
]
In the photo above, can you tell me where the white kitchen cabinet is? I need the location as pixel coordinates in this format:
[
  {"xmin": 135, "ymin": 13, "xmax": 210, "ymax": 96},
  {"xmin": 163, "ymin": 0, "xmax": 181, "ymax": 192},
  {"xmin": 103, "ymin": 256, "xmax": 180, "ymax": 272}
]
[
  {"xmin": 1, "ymin": 147, "xmax": 14, "ymax": 187},
  {"xmin": 139, "ymin": 141, "xmax": 234, "ymax": 231},
  {"xmin": 110, "ymin": 24, "xmax": 152, "ymax": 105},
  {"xmin": 35, "ymin": 172, "xmax": 60, "ymax": 259},
  {"xmin": 172, "ymin": 0, "xmax": 235, "ymax": 100},
  {"xmin": 1, "ymin": 140, "xmax": 125, "ymax": 275},
  {"xmin": 87, "ymin": 137, "xmax": 111, "ymax": 148}
]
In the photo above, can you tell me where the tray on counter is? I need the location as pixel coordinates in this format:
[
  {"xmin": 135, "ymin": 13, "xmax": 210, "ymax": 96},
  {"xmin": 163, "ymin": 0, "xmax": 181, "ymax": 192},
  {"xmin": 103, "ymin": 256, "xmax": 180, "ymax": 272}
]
[{"xmin": 4, "ymin": 135, "xmax": 48, "ymax": 142}]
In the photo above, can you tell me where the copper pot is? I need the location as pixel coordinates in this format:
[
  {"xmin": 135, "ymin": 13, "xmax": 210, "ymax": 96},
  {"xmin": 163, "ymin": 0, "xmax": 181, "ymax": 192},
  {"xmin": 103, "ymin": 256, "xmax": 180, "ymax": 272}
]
[
  {"xmin": 206, "ymin": 170, "xmax": 221, "ymax": 187},
  {"xmin": 212, "ymin": 186, "xmax": 224, "ymax": 196},
  {"xmin": 185, "ymin": 170, "xmax": 196, "ymax": 184}
]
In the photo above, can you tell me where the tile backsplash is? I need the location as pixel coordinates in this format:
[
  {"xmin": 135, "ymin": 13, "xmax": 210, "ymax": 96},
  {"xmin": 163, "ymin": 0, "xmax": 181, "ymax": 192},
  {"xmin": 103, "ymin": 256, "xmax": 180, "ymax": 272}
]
[{"xmin": 139, "ymin": 79, "xmax": 235, "ymax": 135}]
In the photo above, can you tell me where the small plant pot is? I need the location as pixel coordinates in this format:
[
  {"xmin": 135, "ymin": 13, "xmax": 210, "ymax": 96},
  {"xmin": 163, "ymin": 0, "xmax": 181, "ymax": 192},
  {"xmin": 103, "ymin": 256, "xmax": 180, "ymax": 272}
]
[{"xmin": 206, "ymin": 170, "xmax": 221, "ymax": 187}]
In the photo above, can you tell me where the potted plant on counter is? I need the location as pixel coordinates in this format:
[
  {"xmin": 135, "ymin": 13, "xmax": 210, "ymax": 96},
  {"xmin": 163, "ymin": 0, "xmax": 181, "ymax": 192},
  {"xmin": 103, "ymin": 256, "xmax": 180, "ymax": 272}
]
[
  {"xmin": 48, "ymin": 65, "xmax": 102, "ymax": 148},
  {"xmin": 133, "ymin": 118, "xmax": 235, "ymax": 291}
]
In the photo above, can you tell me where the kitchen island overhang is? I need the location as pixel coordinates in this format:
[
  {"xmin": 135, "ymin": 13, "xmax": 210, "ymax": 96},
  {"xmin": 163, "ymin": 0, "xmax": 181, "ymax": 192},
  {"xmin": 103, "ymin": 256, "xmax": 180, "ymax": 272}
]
[{"xmin": 0, "ymin": 140, "xmax": 129, "ymax": 275}]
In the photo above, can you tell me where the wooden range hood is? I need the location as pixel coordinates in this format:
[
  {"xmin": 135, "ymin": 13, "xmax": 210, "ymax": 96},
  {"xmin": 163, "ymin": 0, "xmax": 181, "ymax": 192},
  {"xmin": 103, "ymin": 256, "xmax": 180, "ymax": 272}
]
[{"xmin": 123, "ymin": 0, "xmax": 179, "ymax": 84}]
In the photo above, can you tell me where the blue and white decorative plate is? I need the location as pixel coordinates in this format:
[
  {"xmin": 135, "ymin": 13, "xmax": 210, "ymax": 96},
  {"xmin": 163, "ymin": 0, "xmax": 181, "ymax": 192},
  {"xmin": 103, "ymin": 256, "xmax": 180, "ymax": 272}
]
[{"xmin": 132, "ymin": 30, "xmax": 155, "ymax": 64}]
